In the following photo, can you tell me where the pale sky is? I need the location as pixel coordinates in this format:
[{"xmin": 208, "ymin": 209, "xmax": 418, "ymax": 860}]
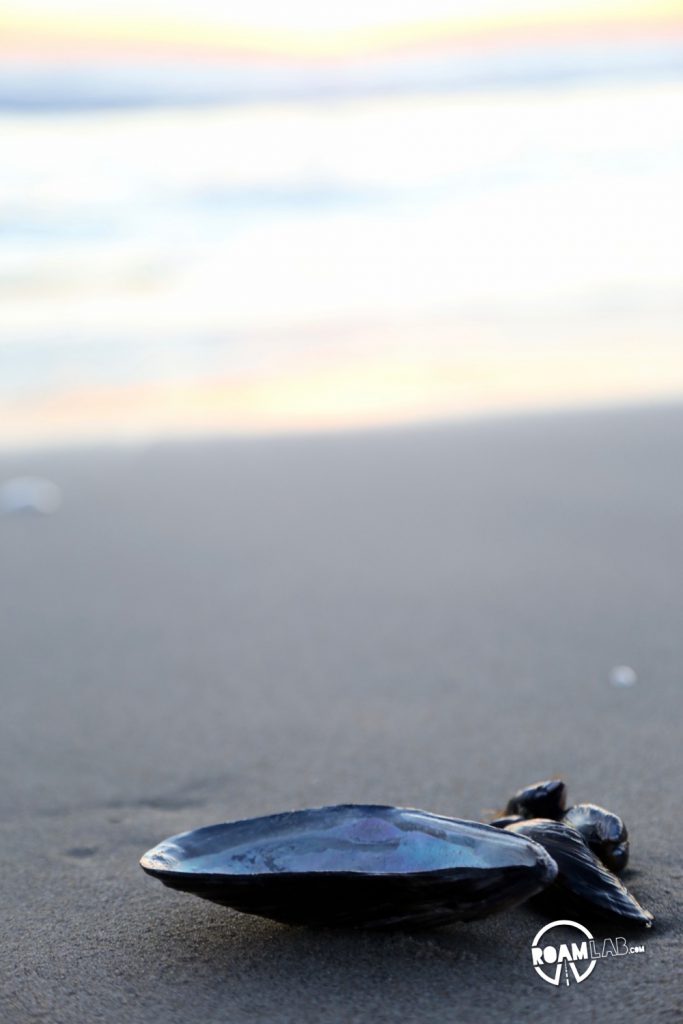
[
  {"xmin": 2, "ymin": 0, "xmax": 681, "ymax": 446},
  {"xmin": 6, "ymin": 0, "xmax": 674, "ymax": 24},
  {"xmin": 2, "ymin": 0, "xmax": 679, "ymax": 57}
]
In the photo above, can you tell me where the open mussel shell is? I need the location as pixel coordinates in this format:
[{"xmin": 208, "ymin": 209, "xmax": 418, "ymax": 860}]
[
  {"xmin": 141, "ymin": 804, "xmax": 558, "ymax": 928},
  {"xmin": 505, "ymin": 819, "xmax": 652, "ymax": 927}
]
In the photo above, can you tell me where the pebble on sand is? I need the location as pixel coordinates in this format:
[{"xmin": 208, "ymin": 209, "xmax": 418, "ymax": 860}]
[
  {"xmin": 609, "ymin": 665, "xmax": 638, "ymax": 688},
  {"xmin": 0, "ymin": 476, "xmax": 62, "ymax": 516}
]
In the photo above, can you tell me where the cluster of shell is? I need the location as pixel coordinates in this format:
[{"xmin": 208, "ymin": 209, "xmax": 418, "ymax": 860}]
[{"xmin": 140, "ymin": 779, "xmax": 653, "ymax": 929}]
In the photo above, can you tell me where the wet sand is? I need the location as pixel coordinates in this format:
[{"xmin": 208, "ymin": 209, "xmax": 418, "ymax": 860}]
[{"xmin": 1, "ymin": 403, "xmax": 682, "ymax": 1023}]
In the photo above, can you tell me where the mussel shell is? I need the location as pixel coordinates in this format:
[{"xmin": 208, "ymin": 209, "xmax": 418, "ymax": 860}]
[
  {"xmin": 505, "ymin": 819, "xmax": 652, "ymax": 927},
  {"xmin": 562, "ymin": 803, "xmax": 629, "ymax": 873},
  {"xmin": 141, "ymin": 804, "xmax": 558, "ymax": 928},
  {"xmin": 505, "ymin": 779, "xmax": 566, "ymax": 820},
  {"xmin": 489, "ymin": 815, "xmax": 525, "ymax": 829}
]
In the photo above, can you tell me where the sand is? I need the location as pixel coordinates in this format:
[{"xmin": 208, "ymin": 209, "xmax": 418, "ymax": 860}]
[{"xmin": 1, "ymin": 403, "xmax": 681, "ymax": 1023}]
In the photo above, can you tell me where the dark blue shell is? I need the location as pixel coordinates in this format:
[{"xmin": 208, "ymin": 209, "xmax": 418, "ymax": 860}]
[
  {"xmin": 505, "ymin": 819, "xmax": 651, "ymax": 927},
  {"xmin": 505, "ymin": 779, "xmax": 567, "ymax": 820},
  {"xmin": 140, "ymin": 804, "xmax": 557, "ymax": 928},
  {"xmin": 562, "ymin": 803, "xmax": 629, "ymax": 873}
]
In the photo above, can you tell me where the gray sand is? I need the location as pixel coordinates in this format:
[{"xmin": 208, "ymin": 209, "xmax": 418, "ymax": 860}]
[{"xmin": 1, "ymin": 403, "xmax": 682, "ymax": 1023}]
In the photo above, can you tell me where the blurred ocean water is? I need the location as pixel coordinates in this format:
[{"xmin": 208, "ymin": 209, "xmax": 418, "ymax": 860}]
[{"xmin": 1, "ymin": 50, "xmax": 682, "ymax": 444}]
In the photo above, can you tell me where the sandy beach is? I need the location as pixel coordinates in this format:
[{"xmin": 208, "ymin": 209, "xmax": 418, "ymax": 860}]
[{"xmin": 1, "ymin": 401, "xmax": 681, "ymax": 1023}]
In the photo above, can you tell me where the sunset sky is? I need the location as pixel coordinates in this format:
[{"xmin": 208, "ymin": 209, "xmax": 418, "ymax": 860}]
[
  {"xmin": 1, "ymin": 1, "xmax": 682, "ymax": 448},
  {"xmin": 2, "ymin": 0, "xmax": 681, "ymax": 58}
]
